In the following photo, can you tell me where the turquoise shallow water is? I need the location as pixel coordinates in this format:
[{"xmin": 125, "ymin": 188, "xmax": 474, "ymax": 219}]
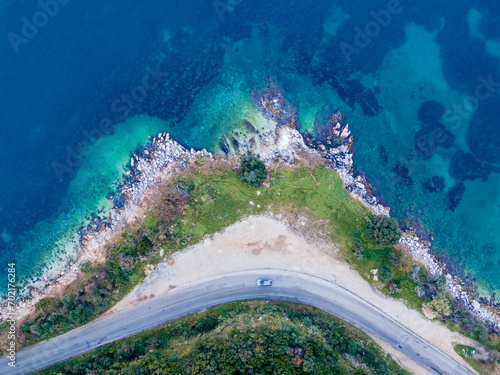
[{"xmin": 0, "ymin": 0, "xmax": 499, "ymax": 299}]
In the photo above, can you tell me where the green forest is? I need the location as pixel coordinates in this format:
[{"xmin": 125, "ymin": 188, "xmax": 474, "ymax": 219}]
[{"xmin": 33, "ymin": 301, "xmax": 408, "ymax": 375}]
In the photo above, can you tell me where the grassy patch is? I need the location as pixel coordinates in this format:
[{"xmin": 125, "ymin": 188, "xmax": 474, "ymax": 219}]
[{"xmin": 454, "ymin": 344, "xmax": 489, "ymax": 375}]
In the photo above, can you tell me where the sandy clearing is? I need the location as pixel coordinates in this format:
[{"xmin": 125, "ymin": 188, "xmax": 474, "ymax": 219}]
[{"xmin": 111, "ymin": 214, "xmax": 478, "ymax": 374}]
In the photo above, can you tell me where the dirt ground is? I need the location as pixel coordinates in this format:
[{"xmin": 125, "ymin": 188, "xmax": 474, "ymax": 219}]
[{"xmin": 112, "ymin": 214, "xmax": 479, "ymax": 375}]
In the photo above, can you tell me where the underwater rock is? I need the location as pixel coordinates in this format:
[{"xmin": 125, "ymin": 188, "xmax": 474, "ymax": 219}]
[
  {"xmin": 417, "ymin": 100, "xmax": 445, "ymax": 125},
  {"xmin": 422, "ymin": 176, "xmax": 445, "ymax": 193},
  {"xmin": 449, "ymin": 150, "xmax": 492, "ymax": 182},
  {"xmin": 252, "ymin": 77, "xmax": 300, "ymax": 129},
  {"xmin": 318, "ymin": 112, "xmax": 388, "ymax": 216},
  {"xmin": 242, "ymin": 119, "xmax": 257, "ymax": 133},
  {"xmin": 378, "ymin": 146, "xmax": 389, "ymax": 165},
  {"xmin": 467, "ymin": 101, "xmax": 500, "ymax": 163},
  {"xmin": 392, "ymin": 163, "xmax": 413, "ymax": 185},
  {"xmin": 414, "ymin": 123, "xmax": 456, "ymax": 159},
  {"xmin": 313, "ymin": 110, "xmax": 353, "ymax": 150},
  {"xmin": 446, "ymin": 182, "xmax": 465, "ymax": 211}
]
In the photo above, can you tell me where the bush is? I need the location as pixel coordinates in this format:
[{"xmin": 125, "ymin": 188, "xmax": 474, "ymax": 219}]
[
  {"xmin": 35, "ymin": 297, "xmax": 61, "ymax": 313},
  {"xmin": 351, "ymin": 238, "xmax": 364, "ymax": 258},
  {"xmin": 428, "ymin": 295, "xmax": 451, "ymax": 316},
  {"xmin": 81, "ymin": 261, "xmax": 94, "ymax": 274},
  {"xmin": 366, "ymin": 216, "xmax": 402, "ymax": 248},
  {"xmin": 239, "ymin": 152, "xmax": 267, "ymax": 187},
  {"xmin": 378, "ymin": 265, "xmax": 393, "ymax": 283},
  {"xmin": 194, "ymin": 316, "xmax": 219, "ymax": 333},
  {"xmin": 394, "ymin": 252, "xmax": 414, "ymax": 275}
]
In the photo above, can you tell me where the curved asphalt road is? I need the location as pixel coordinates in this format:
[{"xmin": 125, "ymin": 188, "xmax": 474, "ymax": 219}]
[{"xmin": 1, "ymin": 270, "xmax": 473, "ymax": 375}]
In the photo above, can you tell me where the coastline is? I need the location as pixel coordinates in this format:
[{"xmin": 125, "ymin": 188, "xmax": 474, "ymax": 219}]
[
  {"xmin": 317, "ymin": 116, "xmax": 500, "ymax": 333},
  {"xmin": 0, "ymin": 134, "xmax": 212, "ymax": 324},
  {"xmin": 2, "ymin": 102, "xmax": 499, "ymax": 335}
]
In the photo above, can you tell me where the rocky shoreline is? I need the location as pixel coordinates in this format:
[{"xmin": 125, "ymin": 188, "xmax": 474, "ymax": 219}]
[
  {"xmin": 2, "ymin": 90, "xmax": 499, "ymax": 334},
  {"xmin": 0, "ymin": 134, "xmax": 212, "ymax": 323},
  {"xmin": 310, "ymin": 112, "xmax": 500, "ymax": 333}
]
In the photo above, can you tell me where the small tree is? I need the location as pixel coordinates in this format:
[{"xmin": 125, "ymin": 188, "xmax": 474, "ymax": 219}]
[
  {"xmin": 366, "ymin": 215, "xmax": 402, "ymax": 248},
  {"xmin": 378, "ymin": 265, "xmax": 393, "ymax": 283},
  {"xmin": 428, "ymin": 295, "xmax": 452, "ymax": 316},
  {"xmin": 239, "ymin": 151, "xmax": 267, "ymax": 187}
]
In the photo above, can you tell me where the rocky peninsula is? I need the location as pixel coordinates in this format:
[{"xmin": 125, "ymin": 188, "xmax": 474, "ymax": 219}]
[{"xmin": 1, "ymin": 82, "xmax": 499, "ymax": 340}]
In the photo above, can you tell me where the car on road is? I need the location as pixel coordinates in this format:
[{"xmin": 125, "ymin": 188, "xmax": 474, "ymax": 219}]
[{"xmin": 256, "ymin": 279, "xmax": 272, "ymax": 286}]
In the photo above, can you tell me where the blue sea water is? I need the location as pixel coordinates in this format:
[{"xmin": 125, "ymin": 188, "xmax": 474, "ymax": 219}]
[{"xmin": 1, "ymin": 0, "xmax": 499, "ymax": 299}]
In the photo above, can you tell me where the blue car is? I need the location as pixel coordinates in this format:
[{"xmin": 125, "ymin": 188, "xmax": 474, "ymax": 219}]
[{"xmin": 256, "ymin": 279, "xmax": 272, "ymax": 286}]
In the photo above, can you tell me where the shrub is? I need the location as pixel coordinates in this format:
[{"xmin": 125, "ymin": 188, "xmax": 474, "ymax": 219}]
[
  {"xmin": 366, "ymin": 216, "xmax": 402, "ymax": 248},
  {"xmin": 35, "ymin": 297, "xmax": 61, "ymax": 313},
  {"xmin": 428, "ymin": 295, "xmax": 451, "ymax": 316},
  {"xmin": 81, "ymin": 261, "xmax": 93, "ymax": 274},
  {"xmin": 378, "ymin": 265, "xmax": 393, "ymax": 283},
  {"xmin": 148, "ymin": 184, "xmax": 189, "ymax": 233},
  {"xmin": 239, "ymin": 152, "xmax": 267, "ymax": 187},
  {"xmin": 395, "ymin": 253, "xmax": 414, "ymax": 275},
  {"xmin": 194, "ymin": 316, "xmax": 219, "ymax": 333},
  {"xmin": 351, "ymin": 238, "xmax": 364, "ymax": 258}
]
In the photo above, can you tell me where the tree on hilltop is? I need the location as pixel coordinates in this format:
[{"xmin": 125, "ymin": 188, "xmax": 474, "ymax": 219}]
[
  {"xmin": 239, "ymin": 151, "xmax": 267, "ymax": 187},
  {"xmin": 366, "ymin": 215, "xmax": 402, "ymax": 248}
]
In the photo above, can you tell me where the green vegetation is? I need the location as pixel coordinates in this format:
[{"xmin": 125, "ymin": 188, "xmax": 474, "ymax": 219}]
[
  {"xmin": 3, "ymin": 155, "xmax": 497, "ymax": 360},
  {"xmin": 378, "ymin": 265, "xmax": 393, "ymax": 284},
  {"xmin": 239, "ymin": 151, "xmax": 267, "ymax": 186},
  {"xmin": 33, "ymin": 301, "xmax": 408, "ymax": 375},
  {"xmin": 366, "ymin": 216, "xmax": 402, "ymax": 248},
  {"xmin": 454, "ymin": 344, "xmax": 500, "ymax": 375}
]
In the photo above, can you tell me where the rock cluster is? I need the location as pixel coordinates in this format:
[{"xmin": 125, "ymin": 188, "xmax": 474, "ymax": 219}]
[
  {"xmin": 249, "ymin": 125, "xmax": 309, "ymax": 166},
  {"xmin": 319, "ymin": 120, "xmax": 389, "ymax": 216},
  {"xmin": 399, "ymin": 230, "xmax": 500, "ymax": 332},
  {"xmin": 109, "ymin": 133, "xmax": 212, "ymax": 227}
]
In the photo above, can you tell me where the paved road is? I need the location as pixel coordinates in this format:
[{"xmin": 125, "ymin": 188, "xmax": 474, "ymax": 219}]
[{"xmin": 1, "ymin": 270, "xmax": 473, "ymax": 375}]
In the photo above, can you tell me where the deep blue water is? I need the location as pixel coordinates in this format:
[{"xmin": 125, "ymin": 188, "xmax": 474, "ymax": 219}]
[{"xmin": 1, "ymin": 0, "xmax": 499, "ymax": 299}]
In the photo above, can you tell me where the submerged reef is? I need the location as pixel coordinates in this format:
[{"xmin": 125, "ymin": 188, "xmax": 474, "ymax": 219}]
[
  {"xmin": 422, "ymin": 176, "xmax": 446, "ymax": 193},
  {"xmin": 446, "ymin": 182, "xmax": 465, "ymax": 212},
  {"xmin": 417, "ymin": 100, "xmax": 445, "ymax": 126},
  {"xmin": 414, "ymin": 122, "xmax": 456, "ymax": 160},
  {"xmin": 467, "ymin": 100, "xmax": 500, "ymax": 164},
  {"xmin": 392, "ymin": 162, "xmax": 413, "ymax": 186},
  {"xmin": 449, "ymin": 150, "xmax": 493, "ymax": 182},
  {"xmin": 251, "ymin": 77, "xmax": 300, "ymax": 130}
]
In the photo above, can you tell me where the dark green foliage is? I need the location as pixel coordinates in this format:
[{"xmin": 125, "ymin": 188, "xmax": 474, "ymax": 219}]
[
  {"xmin": 474, "ymin": 325, "xmax": 488, "ymax": 342},
  {"xmin": 239, "ymin": 151, "xmax": 268, "ymax": 186},
  {"xmin": 34, "ymin": 297, "xmax": 62, "ymax": 313},
  {"xmin": 135, "ymin": 236, "xmax": 153, "ymax": 255},
  {"xmin": 366, "ymin": 215, "xmax": 402, "ymax": 248},
  {"xmin": 351, "ymin": 238, "xmax": 364, "ymax": 257},
  {"xmin": 378, "ymin": 265, "xmax": 394, "ymax": 283},
  {"xmin": 193, "ymin": 315, "xmax": 218, "ymax": 333},
  {"xmin": 34, "ymin": 302, "xmax": 407, "ymax": 375},
  {"xmin": 80, "ymin": 261, "xmax": 94, "ymax": 274}
]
